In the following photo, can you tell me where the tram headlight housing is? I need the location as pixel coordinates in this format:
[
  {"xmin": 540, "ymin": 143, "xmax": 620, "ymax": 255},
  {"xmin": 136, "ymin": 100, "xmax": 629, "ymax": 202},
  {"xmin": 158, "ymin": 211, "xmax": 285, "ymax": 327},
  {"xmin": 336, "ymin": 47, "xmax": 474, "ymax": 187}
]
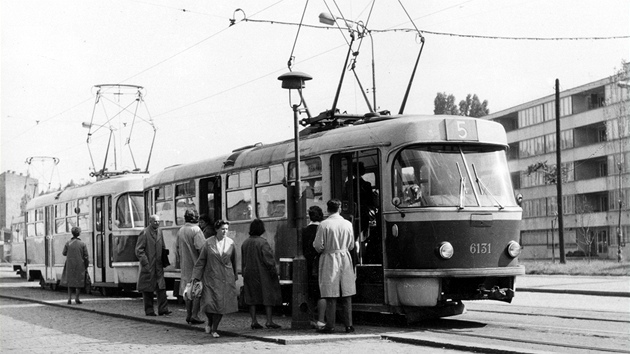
[
  {"xmin": 437, "ymin": 242, "xmax": 454, "ymax": 259},
  {"xmin": 507, "ymin": 241, "xmax": 521, "ymax": 258}
]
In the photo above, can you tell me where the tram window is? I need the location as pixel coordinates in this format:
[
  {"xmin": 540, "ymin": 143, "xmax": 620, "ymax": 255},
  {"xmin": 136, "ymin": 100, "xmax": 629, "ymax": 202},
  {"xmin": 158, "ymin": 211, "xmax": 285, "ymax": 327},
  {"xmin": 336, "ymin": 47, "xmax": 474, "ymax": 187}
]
[
  {"xmin": 26, "ymin": 210, "xmax": 35, "ymax": 237},
  {"xmin": 228, "ymin": 170, "xmax": 252, "ymax": 189},
  {"xmin": 255, "ymin": 166, "xmax": 286, "ymax": 219},
  {"xmin": 116, "ymin": 193, "xmax": 145, "ymax": 228},
  {"xmin": 77, "ymin": 198, "xmax": 90, "ymax": 231},
  {"xmin": 227, "ymin": 190, "xmax": 252, "ymax": 221},
  {"xmin": 393, "ymin": 145, "xmax": 516, "ymax": 208},
  {"xmin": 288, "ymin": 158, "xmax": 322, "ymax": 180},
  {"xmin": 156, "ymin": 200, "xmax": 174, "ymax": 227},
  {"xmin": 34, "ymin": 208, "xmax": 45, "ymax": 237},
  {"xmin": 55, "ymin": 203, "xmax": 67, "ymax": 234},
  {"xmin": 155, "ymin": 184, "xmax": 174, "ymax": 226},
  {"xmin": 156, "ymin": 184, "xmax": 173, "ymax": 201},
  {"xmin": 175, "ymin": 181, "xmax": 197, "ymax": 225},
  {"xmin": 95, "ymin": 199, "xmax": 103, "ymax": 232},
  {"xmin": 289, "ymin": 158, "xmax": 324, "ymax": 211}
]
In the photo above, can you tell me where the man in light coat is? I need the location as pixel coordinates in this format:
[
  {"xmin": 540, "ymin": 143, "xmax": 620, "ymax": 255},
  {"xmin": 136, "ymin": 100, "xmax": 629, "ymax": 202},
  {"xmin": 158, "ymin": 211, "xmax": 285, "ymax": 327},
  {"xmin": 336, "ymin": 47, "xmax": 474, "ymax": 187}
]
[
  {"xmin": 176, "ymin": 209, "xmax": 206, "ymax": 325},
  {"xmin": 313, "ymin": 199, "xmax": 356, "ymax": 333},
  {"xmin": 135, "ymin": 214, "xmax": 171, "ymax": 316}
]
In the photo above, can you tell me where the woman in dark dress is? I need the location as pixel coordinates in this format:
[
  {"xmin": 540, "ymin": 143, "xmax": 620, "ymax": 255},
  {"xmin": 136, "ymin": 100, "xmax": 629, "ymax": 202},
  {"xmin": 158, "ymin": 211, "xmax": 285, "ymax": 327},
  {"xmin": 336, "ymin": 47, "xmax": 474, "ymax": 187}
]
[
  {"xmin": 241, "ymin": 219, "xmax": 282, "ymax": 329},
  {"xmin": 61, "ymin": 226, "xmax": 89, "ymax": 305},
  {"xmin": 302, "ymin": 205, "xmax": 326, "ymax": 329}
]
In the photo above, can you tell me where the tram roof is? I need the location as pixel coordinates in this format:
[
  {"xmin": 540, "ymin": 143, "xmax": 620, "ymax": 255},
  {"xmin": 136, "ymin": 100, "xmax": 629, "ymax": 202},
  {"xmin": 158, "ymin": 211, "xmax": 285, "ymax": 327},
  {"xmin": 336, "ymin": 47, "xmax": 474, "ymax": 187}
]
[
  {"xmin": 25, "ymin": 174, "xmax": 146, "ymax": 210},
  {"xmin": 144, "ymin": 114, "xmax": 507, "ymax": 187}
]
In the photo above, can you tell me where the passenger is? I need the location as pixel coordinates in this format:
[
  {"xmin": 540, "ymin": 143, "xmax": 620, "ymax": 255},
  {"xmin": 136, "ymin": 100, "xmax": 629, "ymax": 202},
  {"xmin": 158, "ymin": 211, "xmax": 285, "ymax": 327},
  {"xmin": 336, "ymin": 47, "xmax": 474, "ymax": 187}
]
[
  {"xmin": 61, "ymin": 226, "xmax": 89, "ymax": 305},
  {"xmin": 199, "ymin": 214, "xmax": 215, "ymax": 239},
  {"xmin": 176, "ymin": 209, "xmax": 206, "ymax": 325},
  {"xmin": 192, "ymin": 220, "xmax": 238, "ymax": 338},
  {"xmin": 313, "ymin": 199, "xmax": 356, "ymax": 334},
  {"xmin": 241, "ymin": 219, "xmax": 282, "ymax": 329},
  {"xmin": 302, "ymin": 205, "xmax": 326, "ymax": 329},
  {"xmin": 135, "ymin": 215, "xmax": 171, "ymax": 317}
]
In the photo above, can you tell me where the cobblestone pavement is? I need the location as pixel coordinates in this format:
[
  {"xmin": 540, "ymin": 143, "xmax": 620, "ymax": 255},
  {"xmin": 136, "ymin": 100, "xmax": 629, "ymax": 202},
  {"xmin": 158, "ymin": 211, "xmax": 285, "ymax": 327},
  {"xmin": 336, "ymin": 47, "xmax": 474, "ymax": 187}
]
[{"xmin": 0, "ymin": 297, "xmax": 462, "ymax": 353}]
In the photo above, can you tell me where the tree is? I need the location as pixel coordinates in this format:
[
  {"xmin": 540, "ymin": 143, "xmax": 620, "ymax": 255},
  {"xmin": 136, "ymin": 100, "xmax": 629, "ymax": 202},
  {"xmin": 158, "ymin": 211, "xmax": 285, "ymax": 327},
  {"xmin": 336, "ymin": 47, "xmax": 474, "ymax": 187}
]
[
  {"xmin": 433, "ymin": 92, "xmax": 459, "ymax": 115},
  {"xmin": 526, "ymin": 161, "xmax": 568, "ymax": 185},
  {"xmin": 575, "ymin": 196, "xmax": 596, "ymax": 262},
  {"xmin": 459, "ymin": 94, "xmax": 490, "ymax": 117}
]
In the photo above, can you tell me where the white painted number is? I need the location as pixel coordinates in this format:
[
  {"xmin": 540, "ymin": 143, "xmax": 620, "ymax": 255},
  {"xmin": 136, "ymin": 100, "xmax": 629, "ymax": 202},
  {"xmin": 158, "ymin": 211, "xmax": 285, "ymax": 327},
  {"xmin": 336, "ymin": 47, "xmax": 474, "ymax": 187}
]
[
  {"xmin": 470, "ymin": 243, "xmax": 491, "ymax": 254},
  {"xmin": 457, "ymin": 121, "xmax": 468, "ymax": 139}
]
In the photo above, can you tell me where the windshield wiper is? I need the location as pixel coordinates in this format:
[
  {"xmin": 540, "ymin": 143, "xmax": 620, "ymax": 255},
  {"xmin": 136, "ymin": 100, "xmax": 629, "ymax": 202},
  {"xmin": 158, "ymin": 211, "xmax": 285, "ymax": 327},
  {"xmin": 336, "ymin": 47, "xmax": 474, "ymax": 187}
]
[
  {"xmin": 472, "ymin": 163, "xmax": 504, "ymax": 209},
  {"xmin": 455, "ymin": 162, "xmax": 465, "ymax": 210}
]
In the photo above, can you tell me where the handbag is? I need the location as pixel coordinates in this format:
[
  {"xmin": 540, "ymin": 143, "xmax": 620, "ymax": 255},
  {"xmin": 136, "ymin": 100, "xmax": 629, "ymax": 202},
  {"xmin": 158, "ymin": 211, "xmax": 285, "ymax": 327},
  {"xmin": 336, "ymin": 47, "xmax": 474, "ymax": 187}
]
[
  {"xmin": 161, "ymin": 248, "xmax": 171, "ymax": 267},
  {"xmin": 183, "ymin": 282, "xmax": 193, "ymax": 301},
  {"xmin": 191, "ymin": 280, "xmax": 203, "ymax": 298}
]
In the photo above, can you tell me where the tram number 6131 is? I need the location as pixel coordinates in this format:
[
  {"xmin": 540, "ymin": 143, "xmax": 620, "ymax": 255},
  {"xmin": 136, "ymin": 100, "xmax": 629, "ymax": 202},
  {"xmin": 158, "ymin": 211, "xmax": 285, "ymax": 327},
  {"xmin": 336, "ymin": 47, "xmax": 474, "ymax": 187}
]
[{"xmin": 470, "ymin": 243, "xmax": 491, "ymax": 254}]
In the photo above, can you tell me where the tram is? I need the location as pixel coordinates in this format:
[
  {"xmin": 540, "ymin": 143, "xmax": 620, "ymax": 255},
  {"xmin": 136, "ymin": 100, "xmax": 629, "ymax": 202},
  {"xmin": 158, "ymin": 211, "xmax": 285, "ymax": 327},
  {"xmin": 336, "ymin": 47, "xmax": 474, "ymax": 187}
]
[
  {"xmin": 143, "ymin": 112, "xmax": 524, "ymax": 320},
  {"xmin": 8, "ymin": 215, "xmax": 27, "ymax": 278},
  {"xmin": 24, "ymin": 173, "xmax": 146, "ymax": 294}
]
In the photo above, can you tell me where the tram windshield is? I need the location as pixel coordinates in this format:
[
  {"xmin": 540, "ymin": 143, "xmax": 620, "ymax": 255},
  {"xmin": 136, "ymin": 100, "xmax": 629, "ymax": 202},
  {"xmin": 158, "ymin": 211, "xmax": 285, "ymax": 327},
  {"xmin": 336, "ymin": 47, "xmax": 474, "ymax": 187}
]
[{"xmin": 393, "ymin": 144, "xmax": 517, "ymax": 208}]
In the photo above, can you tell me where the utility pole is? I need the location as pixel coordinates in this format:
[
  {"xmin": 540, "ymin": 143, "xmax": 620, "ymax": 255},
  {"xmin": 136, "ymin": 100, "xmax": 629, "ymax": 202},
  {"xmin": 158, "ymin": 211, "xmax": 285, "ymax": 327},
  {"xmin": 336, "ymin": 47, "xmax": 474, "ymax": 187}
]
[
  {"xmin": 555, "ymin": 79, "xmax": 566, "ymax": 264},
  {"xmin": 618, "ymin": 162, "xmax": 624, "ymax": 262}
]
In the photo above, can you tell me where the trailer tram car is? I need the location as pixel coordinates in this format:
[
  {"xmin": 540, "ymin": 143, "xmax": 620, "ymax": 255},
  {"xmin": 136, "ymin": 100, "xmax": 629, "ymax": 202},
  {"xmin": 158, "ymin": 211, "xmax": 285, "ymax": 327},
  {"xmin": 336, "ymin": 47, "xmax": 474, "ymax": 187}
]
[
  {"xmin": 24, "ymin": 174, "xmax": 146, "ymax": 294},
  {"xmin": 144, "ymin": 112, "xmax": 524, "ymax": 320},
  {"xmin": 8, "ymin": 215, "xmax": 27, "ymax": 278}
]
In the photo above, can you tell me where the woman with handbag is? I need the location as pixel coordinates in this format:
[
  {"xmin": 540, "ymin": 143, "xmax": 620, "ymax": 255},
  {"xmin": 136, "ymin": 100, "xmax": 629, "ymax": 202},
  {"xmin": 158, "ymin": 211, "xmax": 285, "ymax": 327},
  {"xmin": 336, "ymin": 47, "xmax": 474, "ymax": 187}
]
[
  {"xmin": 176, "ymin": 210, "xmax": 206, "ymax": 325},
  {"xmin": 192, "ymin": 220, "xmax": 238, "ymax": 338},
  {"xmin": 61, "ymin": 226, "xmax": 89, "ymax": 305},
  {"xmin": 241, "ymin": 219, "xmax": 282, "ymax": 329}
]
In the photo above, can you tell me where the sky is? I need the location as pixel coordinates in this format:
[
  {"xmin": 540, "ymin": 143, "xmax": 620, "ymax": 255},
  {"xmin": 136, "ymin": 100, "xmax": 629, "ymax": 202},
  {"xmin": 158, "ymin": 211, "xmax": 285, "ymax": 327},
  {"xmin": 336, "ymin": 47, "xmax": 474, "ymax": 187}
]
[{"xmin": 1, "ymin": 0, "xmax": 629, "ymax": 191}]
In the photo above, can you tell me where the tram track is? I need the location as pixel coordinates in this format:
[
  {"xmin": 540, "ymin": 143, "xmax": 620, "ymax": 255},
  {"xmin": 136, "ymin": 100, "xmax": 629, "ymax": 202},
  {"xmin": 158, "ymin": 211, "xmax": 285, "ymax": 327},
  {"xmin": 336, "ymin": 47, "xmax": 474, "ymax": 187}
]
[{"xmin": 355, "ymin": 303, "xmax": 630, "ymax": 353}]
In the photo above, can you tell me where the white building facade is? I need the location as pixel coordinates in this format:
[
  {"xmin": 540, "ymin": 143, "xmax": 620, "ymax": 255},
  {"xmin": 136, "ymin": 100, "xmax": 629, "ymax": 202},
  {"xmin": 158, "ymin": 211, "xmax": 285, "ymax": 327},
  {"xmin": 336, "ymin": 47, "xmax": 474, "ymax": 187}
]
[{"xmin": 486, "ymin": 68, "xmax": 629, "ymax": 261}]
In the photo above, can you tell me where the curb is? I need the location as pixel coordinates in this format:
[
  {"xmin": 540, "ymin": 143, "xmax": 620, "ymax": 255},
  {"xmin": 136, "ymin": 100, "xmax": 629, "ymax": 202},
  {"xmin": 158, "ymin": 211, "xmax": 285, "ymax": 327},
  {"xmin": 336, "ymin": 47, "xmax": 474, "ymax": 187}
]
[{"xmin": 518, "ymin": 287, "xmax": 630, "ymax": 298}]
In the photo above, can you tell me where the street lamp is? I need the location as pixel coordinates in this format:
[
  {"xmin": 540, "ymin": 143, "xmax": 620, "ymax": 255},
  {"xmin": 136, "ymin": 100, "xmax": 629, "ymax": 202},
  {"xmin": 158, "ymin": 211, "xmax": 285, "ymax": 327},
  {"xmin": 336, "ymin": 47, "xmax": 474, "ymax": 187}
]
[{"xmin": 278, "ymin": 71, "xmax": 312, "ymax": 329}]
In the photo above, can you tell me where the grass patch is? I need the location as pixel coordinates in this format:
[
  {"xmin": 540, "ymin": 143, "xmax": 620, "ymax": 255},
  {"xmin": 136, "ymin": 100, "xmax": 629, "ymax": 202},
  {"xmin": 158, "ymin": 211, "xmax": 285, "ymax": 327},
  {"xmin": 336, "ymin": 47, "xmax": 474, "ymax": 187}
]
[{"xmin": 521, "ymin": 259, "xmax": 630, "ymax": 276}]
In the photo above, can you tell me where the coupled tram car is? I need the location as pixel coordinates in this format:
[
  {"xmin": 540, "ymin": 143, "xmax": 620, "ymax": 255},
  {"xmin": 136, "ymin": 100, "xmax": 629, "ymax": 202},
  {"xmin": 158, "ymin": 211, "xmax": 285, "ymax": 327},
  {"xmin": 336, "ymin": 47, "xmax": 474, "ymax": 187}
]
[
  {"xmin": 144, "ymin": 112, "xmax": 524, "ymax": 320},
  {"xmin": 22, "ymin": 173, "xmax": 146, "ymax": 295}
]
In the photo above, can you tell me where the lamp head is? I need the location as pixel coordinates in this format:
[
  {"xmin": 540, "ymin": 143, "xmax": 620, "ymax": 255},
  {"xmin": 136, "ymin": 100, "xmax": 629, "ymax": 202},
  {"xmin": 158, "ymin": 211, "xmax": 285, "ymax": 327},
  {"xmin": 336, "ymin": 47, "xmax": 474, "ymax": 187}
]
[
  {"xmin": 278, "ymin": 71, "xmax": 312, "ymax": 90},
  {"xmin": 319, "ymin": 12, "xmax": 336, "ymax": 26}
]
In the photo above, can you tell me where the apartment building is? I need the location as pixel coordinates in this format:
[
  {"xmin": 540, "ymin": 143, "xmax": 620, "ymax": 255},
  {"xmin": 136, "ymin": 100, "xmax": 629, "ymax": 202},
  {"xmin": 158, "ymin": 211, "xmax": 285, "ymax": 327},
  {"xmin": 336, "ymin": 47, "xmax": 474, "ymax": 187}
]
[{"xmin": 486, "ymin": 68, "xmax": 629, "ymax": 261}]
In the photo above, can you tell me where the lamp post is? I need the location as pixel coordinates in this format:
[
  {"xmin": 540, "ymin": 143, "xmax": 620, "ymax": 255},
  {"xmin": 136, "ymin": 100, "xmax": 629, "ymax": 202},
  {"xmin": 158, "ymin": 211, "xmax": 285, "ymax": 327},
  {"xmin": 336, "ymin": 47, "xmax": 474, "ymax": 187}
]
[{"xmin": 278, "ymin": 71, "xmax": 312, "ymax": 329}]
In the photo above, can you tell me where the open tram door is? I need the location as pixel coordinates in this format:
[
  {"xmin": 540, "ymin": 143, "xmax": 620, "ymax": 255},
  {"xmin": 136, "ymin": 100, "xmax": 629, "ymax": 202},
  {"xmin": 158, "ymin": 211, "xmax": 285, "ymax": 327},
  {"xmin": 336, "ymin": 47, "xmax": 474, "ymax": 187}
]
[
  {"xmin": 331, "ymin": 150, "xmax": 384, "ymax": 305},
  {"xmin": 92, "ymin": 195, "xmax": 110, "ymax": 292},
  {"xmin": 198, "ymin": 176, "xmax": 222, "ymax": 233}
]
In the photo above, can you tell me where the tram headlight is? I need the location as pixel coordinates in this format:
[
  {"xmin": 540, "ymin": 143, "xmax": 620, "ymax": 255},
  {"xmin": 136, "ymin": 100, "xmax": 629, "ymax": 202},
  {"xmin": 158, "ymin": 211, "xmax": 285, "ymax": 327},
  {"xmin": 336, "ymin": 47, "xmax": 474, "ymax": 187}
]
[
  {"xmin": 437, "ymin": 242, "xmax": 454, "ymax": 259},
  {"xmin": 507, "ymin": 241, "xmax": 521, "ymax": 258}
]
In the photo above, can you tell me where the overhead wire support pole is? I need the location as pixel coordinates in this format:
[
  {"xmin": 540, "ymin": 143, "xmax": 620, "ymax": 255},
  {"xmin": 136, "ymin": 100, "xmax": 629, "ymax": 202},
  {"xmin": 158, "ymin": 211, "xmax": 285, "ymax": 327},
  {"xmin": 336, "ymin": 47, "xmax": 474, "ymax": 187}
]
[
  {"xmin": 330, "ymin": 33, "xmax": 355, "ymax": 118},
  {"xmin": 398, "ymin": 36, "xmax": 425, "ymax": 115},
  {"xmin": 555, "ymin": 79, "xmax": 566, "ymax": 264}
]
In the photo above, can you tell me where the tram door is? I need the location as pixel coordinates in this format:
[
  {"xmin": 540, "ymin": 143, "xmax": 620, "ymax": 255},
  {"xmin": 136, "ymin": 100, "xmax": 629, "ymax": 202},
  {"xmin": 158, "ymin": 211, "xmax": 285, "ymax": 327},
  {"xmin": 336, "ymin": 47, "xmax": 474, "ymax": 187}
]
[
  {"xmin": 199, "ymin": 176, "xmax": 222, "ymax": 230},
  {"xmin": 331, "ymin": 150, "xmax": 383, "ymax": 304},
  {"xmin": 45, "ymin": 206, "xmax": 54, "ymax": 282},
  {"xmin": 331, "ymin": 150, "xmax": 382, "ymax": 264},
  {"xmin": 93, "ymin": 196, "xmax": 108, "ymax": 283}
]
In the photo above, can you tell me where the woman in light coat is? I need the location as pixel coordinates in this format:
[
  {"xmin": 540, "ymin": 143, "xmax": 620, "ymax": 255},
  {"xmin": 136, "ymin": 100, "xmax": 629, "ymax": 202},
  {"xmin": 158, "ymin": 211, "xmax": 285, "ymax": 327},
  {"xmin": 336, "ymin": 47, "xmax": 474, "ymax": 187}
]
[{"xmin": 192, "ymin": 220, "xmax": 238, "ymax": 338}]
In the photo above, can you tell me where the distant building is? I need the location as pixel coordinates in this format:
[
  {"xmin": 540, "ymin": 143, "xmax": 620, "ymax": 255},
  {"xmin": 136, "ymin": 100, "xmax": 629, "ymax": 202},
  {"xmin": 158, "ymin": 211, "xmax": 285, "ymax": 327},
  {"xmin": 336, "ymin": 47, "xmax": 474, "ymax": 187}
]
[
  {"xmin": 0, "ymin": 171, "xmax": 39, "ymax": 262},
  {"xmin": 486, "ymin": 67, "xmax": 629, "ymax": 262}
]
